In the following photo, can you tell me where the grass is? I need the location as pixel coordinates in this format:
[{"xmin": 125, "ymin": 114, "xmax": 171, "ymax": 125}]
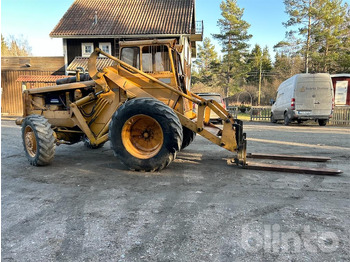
[{"xmin": 236, "ymin": 112, "xmax": 251, "ymax": 121}]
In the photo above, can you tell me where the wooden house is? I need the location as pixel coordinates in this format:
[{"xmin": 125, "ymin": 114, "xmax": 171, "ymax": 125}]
[{"xmin": 50, "ymin": 0, "xmax": 203, "ymax": 89}]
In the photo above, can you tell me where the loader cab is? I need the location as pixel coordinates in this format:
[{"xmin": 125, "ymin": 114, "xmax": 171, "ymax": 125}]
[{"xmin": 119, "ymin": 39, "xmax": 186, "ymax": 92}]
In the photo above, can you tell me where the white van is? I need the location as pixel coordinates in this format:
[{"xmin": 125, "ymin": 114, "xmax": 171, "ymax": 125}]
[{"xmin": 271, "ymin": 73, "xmax": 334, "ymax": 126}]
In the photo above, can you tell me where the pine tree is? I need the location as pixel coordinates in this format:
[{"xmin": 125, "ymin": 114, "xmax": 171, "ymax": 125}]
[
  {"xmin": 193, "ymin": 37, "xmax": 219, "ymax": 85},
  {"xmin": 281, "ymin": 0, "xmax": 349, "ymax": 73},
  {"xmin": 310, "ymin": 0, "xmax": 349, "ymax": 72},
  {"xmin": 247, "ymin": 45, "xmax": 273, "ymax": 84},
  {"xmin": 1, "ymin": 35, "xmax": 31, "ymax": 56},
  {"xmin": 1, "ymin": 34, "xmax": 10, "ymax": 56},
  {"xmin": 283, "ymin": 0, "xmax": 316, "ymax": 72},
  {"xmin": 213, "ymin": 0, "xmax": 252, "ymax": 97}
]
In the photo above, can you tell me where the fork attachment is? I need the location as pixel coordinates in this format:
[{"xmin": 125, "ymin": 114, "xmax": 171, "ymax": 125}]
[{"xmin": 243, "ymin": 153, "xmax": 342, "ymax": 175}]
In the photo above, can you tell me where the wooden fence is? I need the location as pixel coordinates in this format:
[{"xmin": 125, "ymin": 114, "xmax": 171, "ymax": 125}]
[
  {"xmin": 227, "ymin": 106, "xmax": 239, "ymax": 119},
  {"xmin": 329, "ymin": 107, "xmax": 350, "ymax": 126},
  {"xmin": 1, "ymin": 56, "xmax": 65, "ymax": 116},
  {"xmin": 250, "ymin": 106, "xmax": 272, "ymax": 121},
  {"xmin": 1, "ymin": 70, "xmax": 63, "ymax": 115}
]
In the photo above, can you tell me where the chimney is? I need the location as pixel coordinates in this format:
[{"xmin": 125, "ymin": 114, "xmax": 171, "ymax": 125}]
[{"xmin": 93, "ymin": 11, "xmax": 98, "ymax": 25}]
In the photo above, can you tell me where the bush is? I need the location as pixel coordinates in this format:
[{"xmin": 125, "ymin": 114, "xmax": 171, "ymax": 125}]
[{"xmin": 239, "ymin": 105, "xmax": 251, "ymax": 113}]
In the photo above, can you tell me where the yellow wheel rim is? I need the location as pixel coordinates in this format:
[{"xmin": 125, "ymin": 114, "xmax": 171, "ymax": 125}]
[
  {"xmin": 24, "ymin": 126, "xmax": 37, "ymax": 157},
  {"xmin": 122, "ymin": 114, "xmax": 164, "ymax": 159}
]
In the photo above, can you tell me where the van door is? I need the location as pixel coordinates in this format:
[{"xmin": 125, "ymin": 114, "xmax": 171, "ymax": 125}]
[{"xmin": 295, "ymin": 81, "xmax": 333, "ymax": 116}]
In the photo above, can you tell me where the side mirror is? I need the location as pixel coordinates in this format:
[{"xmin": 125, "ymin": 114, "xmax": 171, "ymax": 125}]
[{"xmin": 270, "ymin": 99, "xmax": 275, "ymax": 105}]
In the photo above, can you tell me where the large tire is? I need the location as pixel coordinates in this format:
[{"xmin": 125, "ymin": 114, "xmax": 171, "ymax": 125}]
[
  {"xmin": 284, "ymin": 112, "xmax": 290, "ymax": 126},
  {"xmin": 22, "ymin": 115, "xmax": 55, "ymax": 166},
  {"xmin": 82, "ymin": 135, "xmax": 105, "ymax": 149},
  {"xmin": 181, "ymin": 126, "xmax": 196, "ymax": 150},
  {"xmin": 318, "ymin": 119, "xmax": 327, "ymax": 126},
  {"xmin": 109, "ymin": 98, "xmax": 183, "ymax": 171}
]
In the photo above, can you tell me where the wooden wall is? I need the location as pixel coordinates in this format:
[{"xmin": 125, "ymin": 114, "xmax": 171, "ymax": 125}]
[
  {"xmin": 332, "ymin": 76, "xmax": 350, "ymax": 106},
  {"xmin": 67, "ymin": 38, "xmax": 116, "ymax": 64},
  {"xmin": 1, "ymin": 57, "xmax": 65, "ymax": 116}
]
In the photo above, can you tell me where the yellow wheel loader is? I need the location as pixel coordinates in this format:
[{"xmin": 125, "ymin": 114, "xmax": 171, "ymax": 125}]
[{"xmin": 16, "ymin": 39, "xmax": 341, "ymax": 174}]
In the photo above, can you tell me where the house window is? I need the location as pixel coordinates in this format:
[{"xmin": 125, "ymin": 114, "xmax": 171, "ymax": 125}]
[
  {"xmin": 99, "ymin": 42, "xmax": 112, "ymax": 55},
  {"xmin": 82, "ymin": 43, "xmax": 94, "ymax": 57}
]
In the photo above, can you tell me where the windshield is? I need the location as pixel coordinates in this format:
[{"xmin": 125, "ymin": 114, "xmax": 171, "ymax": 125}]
[
  {"xmin": 142, "ymin": 45, "xmax": 171, "ymax": 73},
  {"xmin": 120, "ymin": 45, "xmax": 171, "ymax": 73}
]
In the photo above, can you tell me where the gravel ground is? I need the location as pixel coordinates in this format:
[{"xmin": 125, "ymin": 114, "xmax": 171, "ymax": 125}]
[{"xmin": 1, "ymin": 119, "xmax": 349, "ymax": 261}]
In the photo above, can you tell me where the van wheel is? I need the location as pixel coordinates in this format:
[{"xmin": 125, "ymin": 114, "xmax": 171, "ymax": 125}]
[
  {"xmin": 297, "ymin": 119, "xmax": 303, "ymax": 124},
  {"xmin": 270, "ymin": 113, "xmax": 277, "ymax": 123},
  {"xmin": 318, "ymin": 119, "xmax": 327, "ymax": 126},
  {"xmin": 109, "ymin": 98, "xmax": 183, "ymax": 172},
  {"xmin": 284, "ymin": 113, "xmax": 290, "ymax": 126}
]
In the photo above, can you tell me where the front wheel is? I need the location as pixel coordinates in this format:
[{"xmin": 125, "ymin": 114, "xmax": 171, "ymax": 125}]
[
  {"xmin": 109, "ymin": 98, "xmax": 183, "ymax": 171},
  {"xmin": 22, "ymin": 115, "xmax": 55, "ymax": 166},
  {"xmin": 318, "ymin": 119, "xmax": 327, "ymax": 126}
]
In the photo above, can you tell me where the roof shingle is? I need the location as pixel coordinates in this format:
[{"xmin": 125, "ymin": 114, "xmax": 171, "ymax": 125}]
[
  {"xmin": 50, "ymin": 0, "xmax": 195, "ymax": 37},
  {"xmin": 66, "ymin": 57, "xmax": 116, "ymax": 72}
]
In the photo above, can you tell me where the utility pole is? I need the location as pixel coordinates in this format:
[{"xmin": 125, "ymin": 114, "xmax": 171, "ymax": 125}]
[{"xmin": 258, "ymin": 57, "xmax": 262, "ymax": 105}]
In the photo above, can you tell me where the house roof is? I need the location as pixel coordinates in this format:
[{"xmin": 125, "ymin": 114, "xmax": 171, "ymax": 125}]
[
  {"xmin": 50, "ymin": 0, "xmax": 195, "ymax": 38},
  {"xmin": 66, "ymin": 57, "xmax": 117, "ymax": 73},
  {"xmin": 331, "ymin": 74, "xmax": 350, "ymax": 78}
]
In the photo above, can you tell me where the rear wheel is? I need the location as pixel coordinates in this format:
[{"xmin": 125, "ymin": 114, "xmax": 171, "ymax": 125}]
[
  {"xmin": 109, "ymin": 98, "xmax": 183, "ymax": 171},
  {"xmin": 318, "ymin": 119, "xmax": 327, "ymax": 126},
  {"xmin": 22, "ymin": 115, "xmax": 55, "ymax": 166},
  {"xmin": 284, "ymin": 112, "xmax": 290, "ymax": 126},
  {"xmin": 181, "ymin": 126, "xmax": 196, "ymax": 150}
]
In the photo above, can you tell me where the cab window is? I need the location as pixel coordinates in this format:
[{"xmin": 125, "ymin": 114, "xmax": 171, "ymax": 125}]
[
  {"xmin": 142, "ymin": 45, "xmax": 171, "ymax": 73},
  {"xmin": 120, "ymin": 47, "xmax": 140, "ymax": 69}
]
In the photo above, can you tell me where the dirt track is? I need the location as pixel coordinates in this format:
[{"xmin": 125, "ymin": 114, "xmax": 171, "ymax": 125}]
[{"xmin": 2, "ymin": 119, "xmax": 349, "ymax": 261}]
